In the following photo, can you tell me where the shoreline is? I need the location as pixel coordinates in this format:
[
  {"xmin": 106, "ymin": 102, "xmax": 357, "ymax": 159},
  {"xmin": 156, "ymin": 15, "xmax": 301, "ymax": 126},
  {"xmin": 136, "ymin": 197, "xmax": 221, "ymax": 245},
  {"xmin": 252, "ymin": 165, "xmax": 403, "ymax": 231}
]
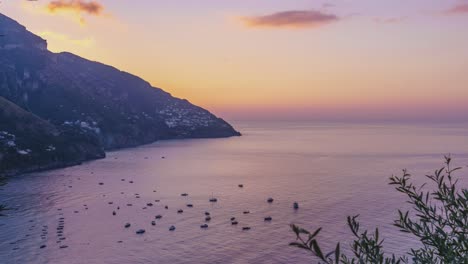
[{"xmin": 1, "ymin": 133, "xmax": 241, "ymax": 179}]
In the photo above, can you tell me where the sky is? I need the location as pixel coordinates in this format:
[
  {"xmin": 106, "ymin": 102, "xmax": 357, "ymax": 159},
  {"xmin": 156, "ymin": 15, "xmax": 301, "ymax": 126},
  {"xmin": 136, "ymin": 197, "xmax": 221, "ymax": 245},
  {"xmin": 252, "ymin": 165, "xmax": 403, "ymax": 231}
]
[{"xmin": 1, "ymin": 0, "xmax": 468, "ymax": 121}]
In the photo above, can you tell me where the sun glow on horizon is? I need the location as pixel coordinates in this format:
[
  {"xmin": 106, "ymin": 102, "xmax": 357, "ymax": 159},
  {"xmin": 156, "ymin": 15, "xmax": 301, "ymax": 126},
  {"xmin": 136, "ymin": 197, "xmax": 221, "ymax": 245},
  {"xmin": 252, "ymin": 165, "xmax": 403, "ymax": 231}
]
[{"xmin": 2, "ymin": 0, "xmax": 468, "ymax": 121}]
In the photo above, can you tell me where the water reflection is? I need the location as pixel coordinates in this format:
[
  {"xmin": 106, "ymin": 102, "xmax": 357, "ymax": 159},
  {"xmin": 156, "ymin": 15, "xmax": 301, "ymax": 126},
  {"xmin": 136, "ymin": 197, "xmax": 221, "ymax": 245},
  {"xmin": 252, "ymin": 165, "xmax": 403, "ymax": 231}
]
[{"xmin": 1, "ymin": 122, "xmax": 467, "ymax": 263}]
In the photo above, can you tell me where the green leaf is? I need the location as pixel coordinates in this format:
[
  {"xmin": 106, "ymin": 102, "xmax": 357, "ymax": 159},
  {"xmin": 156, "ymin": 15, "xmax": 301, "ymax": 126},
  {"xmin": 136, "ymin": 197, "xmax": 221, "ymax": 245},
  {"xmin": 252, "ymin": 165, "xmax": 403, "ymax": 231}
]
[
  {"xmin": 335, "ymin": 243, "xmax": 340, "ymax": 264},
  {"xmin": 311, "ymin": 240, "xmax": 325, "ymax": 260},
  {"xmin": 289, "ymin": 242, "xmax": 309, "ymax": 250},
  {"xmin": 309, "ymin": 227, "xmax": 322, "ymax": 240}
]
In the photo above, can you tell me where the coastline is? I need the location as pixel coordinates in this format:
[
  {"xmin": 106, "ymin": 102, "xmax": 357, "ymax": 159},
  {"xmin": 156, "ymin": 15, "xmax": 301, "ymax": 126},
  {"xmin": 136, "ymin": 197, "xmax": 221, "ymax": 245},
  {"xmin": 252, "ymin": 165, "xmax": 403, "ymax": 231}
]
[{"xmin": 1, "ymin": 133, "xmax": 241, "ymax": 179}]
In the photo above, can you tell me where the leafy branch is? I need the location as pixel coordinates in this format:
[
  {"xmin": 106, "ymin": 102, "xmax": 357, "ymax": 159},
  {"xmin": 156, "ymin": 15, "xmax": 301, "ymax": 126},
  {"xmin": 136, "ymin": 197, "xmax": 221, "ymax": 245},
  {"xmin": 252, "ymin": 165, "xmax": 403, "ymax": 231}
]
[{"xmin": 290, "ymin": 157, "xmax": 467, "ymax": 264}]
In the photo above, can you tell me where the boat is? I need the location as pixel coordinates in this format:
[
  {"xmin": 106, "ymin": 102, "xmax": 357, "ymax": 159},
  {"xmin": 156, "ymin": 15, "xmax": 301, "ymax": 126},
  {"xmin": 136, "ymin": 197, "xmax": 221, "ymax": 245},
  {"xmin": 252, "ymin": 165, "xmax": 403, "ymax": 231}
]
[
  {"xmin": 209, "ymin": 192, "xmax": 218, "ymax": 202},
  {"xmin": 293, "ymin": 202, "xmax": 299, "ymax": 209}
]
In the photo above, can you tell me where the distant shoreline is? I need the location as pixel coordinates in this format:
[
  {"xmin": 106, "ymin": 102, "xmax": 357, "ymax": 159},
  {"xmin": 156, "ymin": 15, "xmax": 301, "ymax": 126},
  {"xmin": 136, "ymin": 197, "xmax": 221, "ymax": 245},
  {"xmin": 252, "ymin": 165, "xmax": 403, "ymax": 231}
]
[{"xmin": 2, "ymin": 134, "xmax": 241, "ymax": 179}]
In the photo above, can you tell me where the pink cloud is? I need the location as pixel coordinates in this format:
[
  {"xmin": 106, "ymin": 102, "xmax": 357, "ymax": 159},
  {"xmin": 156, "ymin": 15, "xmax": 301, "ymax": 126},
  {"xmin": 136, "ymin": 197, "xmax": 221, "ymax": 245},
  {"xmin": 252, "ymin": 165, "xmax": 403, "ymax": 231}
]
[
  {"xmin": 374, "ymin": 16, "xmax": 407, "ymax": 24},
  {"xmin": 241, "ymin": 10, "xmax": 339, "ymax": 29},
  {"xmin": 444, "ymin": 3, "xmax": 468, "ymax": 15}
]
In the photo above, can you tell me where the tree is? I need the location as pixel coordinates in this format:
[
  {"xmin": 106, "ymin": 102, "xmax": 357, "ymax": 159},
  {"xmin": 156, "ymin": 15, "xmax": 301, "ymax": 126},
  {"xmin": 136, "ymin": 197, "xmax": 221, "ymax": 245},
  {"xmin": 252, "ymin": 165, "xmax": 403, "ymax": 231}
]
[{"xmin": 290, "ymin": 156, "xmax": 467, "ymax": 263}]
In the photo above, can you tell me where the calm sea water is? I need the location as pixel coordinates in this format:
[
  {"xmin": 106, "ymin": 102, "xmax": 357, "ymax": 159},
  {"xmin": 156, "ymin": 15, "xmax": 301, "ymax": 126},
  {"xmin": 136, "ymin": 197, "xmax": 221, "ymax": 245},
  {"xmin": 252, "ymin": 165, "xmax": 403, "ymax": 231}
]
[{"xmin": 1, "ymin": 121, "xmax": 467, "ymax": 264}]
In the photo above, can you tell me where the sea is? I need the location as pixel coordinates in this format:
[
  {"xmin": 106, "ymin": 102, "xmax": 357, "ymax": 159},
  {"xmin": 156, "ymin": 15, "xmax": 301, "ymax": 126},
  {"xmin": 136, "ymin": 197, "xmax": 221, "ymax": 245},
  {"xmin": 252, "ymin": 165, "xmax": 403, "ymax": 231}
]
[{"xmin": 1, "ymin": 121, "xmax": 467, "ymax": 264}]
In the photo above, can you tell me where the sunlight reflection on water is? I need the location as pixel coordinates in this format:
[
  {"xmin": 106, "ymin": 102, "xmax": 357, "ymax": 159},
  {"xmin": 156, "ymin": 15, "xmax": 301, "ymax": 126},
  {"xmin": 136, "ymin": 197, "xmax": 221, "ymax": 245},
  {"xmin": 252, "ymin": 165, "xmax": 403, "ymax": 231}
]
[{"xmin": 1, "ymin": 122, "xmax": 467, "ymax": 263}]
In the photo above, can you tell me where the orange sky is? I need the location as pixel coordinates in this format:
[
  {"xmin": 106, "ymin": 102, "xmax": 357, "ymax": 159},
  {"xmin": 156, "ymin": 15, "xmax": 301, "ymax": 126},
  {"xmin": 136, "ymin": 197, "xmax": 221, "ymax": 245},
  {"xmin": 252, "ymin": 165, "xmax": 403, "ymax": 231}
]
[{"xmin": 2, "ymin": 0, "xmax": 468, "ymax": 121}]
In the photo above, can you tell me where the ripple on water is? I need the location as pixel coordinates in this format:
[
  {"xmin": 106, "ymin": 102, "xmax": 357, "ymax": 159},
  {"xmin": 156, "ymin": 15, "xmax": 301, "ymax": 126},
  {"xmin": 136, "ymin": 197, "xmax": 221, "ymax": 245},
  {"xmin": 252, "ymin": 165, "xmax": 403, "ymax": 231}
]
[{"xmin": 1, "ymin": 122, "xmax": 467, "ymax": 263}]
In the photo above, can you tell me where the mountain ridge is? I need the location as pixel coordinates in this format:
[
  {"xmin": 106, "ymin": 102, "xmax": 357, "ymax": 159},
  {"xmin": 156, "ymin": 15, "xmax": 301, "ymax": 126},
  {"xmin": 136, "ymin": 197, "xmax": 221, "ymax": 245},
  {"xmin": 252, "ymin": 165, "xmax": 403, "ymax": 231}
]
[{"xmin": 0, "ymin": 12, "xmax": 240, "ymax": 176}]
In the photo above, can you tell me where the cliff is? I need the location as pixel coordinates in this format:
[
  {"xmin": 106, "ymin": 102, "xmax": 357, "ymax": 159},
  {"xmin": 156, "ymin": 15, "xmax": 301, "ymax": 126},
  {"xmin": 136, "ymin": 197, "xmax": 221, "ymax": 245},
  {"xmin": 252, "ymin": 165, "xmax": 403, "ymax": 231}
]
[{"xmin": 0, "ymin": 13, "xmax": 240, "ymax": 176}]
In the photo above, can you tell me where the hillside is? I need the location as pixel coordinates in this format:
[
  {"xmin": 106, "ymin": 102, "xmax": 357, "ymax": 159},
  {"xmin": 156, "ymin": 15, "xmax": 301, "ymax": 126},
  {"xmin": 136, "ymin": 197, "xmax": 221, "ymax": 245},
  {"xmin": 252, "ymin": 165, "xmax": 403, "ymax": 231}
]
[
  {"xmin": 0, "ymin": 96, "xmax": 104, "ymax": 175},
  {"xmin": 0, "ymin": 13, "xmax": 240, "ymax": 176}
]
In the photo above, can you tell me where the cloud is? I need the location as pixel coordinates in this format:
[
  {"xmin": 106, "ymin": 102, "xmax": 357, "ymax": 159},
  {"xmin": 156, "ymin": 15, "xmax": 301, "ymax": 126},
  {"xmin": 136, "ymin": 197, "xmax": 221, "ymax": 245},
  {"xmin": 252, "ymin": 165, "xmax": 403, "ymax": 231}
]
[
  {"xmin": 444, "ymin": 3, "xmax": 468, "ymax": 15},
  {"xmin": 374, "ymin": 16, "xmax": 407, "ymax": 24},
  {"xmin": 322, "ymin": 3, "xmax": 335, "ymax": 9},
  {"xmin": 240, "ymin": 10, "xmax": 339, "ymax": 29},
  {"xmin": 46, "ymin": 0, "xmax": 104, "ymax": 24},
  {"xmin": 47, "ymin": 0, "xmax": 103, "ymax": 15}
]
